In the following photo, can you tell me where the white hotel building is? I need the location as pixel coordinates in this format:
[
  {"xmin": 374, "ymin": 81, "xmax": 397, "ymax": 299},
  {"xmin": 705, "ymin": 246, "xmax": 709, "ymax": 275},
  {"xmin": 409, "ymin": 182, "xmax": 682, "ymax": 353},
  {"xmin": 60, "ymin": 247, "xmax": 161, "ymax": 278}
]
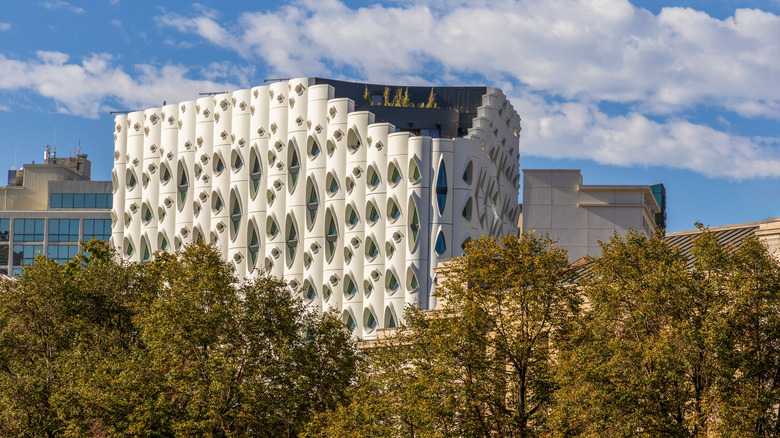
[{"xmin": 111, "ymin": 78, "xmax": 521, "ymax": 338}]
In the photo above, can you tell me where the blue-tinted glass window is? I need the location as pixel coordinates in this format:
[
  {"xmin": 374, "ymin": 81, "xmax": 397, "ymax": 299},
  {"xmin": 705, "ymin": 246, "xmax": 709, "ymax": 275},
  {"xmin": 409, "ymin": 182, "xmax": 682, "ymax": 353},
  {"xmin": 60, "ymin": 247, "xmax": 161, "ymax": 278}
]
[
  {"xmin": 0, "ymin": 219, "xmax": 9, "ymax": 241},
  {"xmin": 50, "ymin": 193, "xmax": 111, "ymax": 209},
  {"xmin": 47, "ymin": 244, "xmax": 78, "ymax": 263},
  {"xmin": 49, "ymin": 219, "xmax": 80, "ymax": 242},
  {"xmin": 436, "ymin": 161, "xmax": 448, "ymax": 215},
  {"xmin": 96, "ymin": 194, "xmax": 108, "ymax": 209},
  {"xmin": 83, "ymin": 219, "xmax": 111, "ymax": 241},
  {"xmin": 0, "ymin": 243, "xmax": 9, "ymax": 267},
  {"xmin": 14, "ymin": 219, "xmax": 44, "ymax": 242},
  {"xmin": 84, "ymin": 193, "xmax": 96, "ymax": 208},
  {"xmin": 61, "ymin": 193, "xmax": 73, "ymax": 208},
  {"xmin": 51, "ymin": 193, "xmax": 62, "ymax": 208},
  {"xmin": 435, "ymin": 231, "xmax": 447, "ymax": 256},
  {"xmin": 13, "ymin": 244, "xmax": 44, "ymax": 265}
]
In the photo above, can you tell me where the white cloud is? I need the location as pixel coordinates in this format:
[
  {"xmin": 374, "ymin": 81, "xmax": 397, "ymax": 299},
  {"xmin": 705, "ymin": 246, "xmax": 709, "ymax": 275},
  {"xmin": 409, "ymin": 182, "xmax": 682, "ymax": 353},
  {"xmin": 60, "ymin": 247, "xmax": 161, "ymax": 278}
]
[
  {"xmin": 513, "ymin": 90, "xmax": 780, "ymax": 179},
  {"xmin": 0, "ymin": 52, "xmax": 240, "ymax": 118},
  {"xmin": 155, "ymin": 0, "xmax": 780, "ymax": 119},
  {"xmin": 0, "ymin": 23, "xmax": 11, "ymax": 32},
  {"xmin": 152, "ymin": 0, "xmax": 780, "ymax": 179},
  {"xmin": 41, "ymin": 1, "xmax": 85, "ymax": 14}
]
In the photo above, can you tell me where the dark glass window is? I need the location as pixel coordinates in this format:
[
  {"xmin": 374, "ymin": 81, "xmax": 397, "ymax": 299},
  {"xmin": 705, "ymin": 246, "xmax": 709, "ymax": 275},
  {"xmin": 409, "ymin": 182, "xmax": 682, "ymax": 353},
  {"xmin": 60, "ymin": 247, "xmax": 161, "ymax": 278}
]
[
  {"xmin": 47, "ymin": 245, "xmax": 78, "ymax": 263},
  {"xmin": 84, "ymin": 193, "xmax": 96, "ymax": 208},
  {"xmin": 83, "ymin": 219, "xmax": 111, "ymax": 241},
  {"xmin": 0, "ymin": 219, "xmax": 9, "ymax": 241},
  {"xmin": 344, "ymin": 275, "xmax": 357, "ymax": 298},
  {"xmin": 436, "ymin": 161, "xmax": 447, "ymax": 215},
  {"xmin": 13, "ymin": 244, "xmax": 44, "ymax": 266},
  {"xmin": 14, "ymin": 219, "xmax": 44, "ymax": 241},
  {"xmin": 50, "ymin": 193, "xmax": 111, "ymax": 209},
  {"xmin": 48, "ymin": 219, "xmax": 80, "ymax": 242},
  {"xmin": 435, "ymin": 231, "xmax": 447, "ymax": 256}
]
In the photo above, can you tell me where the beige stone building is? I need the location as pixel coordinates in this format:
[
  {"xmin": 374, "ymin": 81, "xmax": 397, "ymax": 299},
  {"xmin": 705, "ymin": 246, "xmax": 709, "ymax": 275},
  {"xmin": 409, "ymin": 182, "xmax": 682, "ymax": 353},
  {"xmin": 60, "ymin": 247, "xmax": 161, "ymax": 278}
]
[
  {"xmin": 520, "ymin": 169, "xmax": 665, "ymax": 262},
  {"xmin": 0, "ymin": 151, "xmax": 111, "ymax": 276}
]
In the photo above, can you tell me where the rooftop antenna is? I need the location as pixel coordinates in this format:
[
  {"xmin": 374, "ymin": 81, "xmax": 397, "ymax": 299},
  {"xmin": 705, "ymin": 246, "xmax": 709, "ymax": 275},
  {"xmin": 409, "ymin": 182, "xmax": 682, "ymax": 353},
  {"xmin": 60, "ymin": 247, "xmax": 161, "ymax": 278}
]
[{"xmin": 13, "ymin": 146, "xmax": 17, "ymax": 170}]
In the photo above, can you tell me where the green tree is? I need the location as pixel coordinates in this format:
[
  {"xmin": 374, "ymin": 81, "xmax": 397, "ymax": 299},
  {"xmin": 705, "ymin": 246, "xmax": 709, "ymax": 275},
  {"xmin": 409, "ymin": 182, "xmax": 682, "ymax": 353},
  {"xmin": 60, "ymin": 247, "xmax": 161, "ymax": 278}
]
[
  {"xmin": 552, "ymin": 229, "xmax": 780, "ymax": 436},
  {"xmin": 308, "ymin": 234, "xmax": 579, "ymax": 437},
  {"xmin": 0, "ymin": 240, "xmax": 137, "ymax": 437},
  {"xmin": 401, "ymin": 88, "xmax": 411, "ymax": 107},
  {"xmin": 0, "ymin": 241, "xmax": 359, "ymax": 437},
  {"xmin": 425, "ymin": 87, "xmax": 437, "ymax": 108},
  {"xmin": 392, "ymin": 87, "xmax": 404, "ymax": 107}
]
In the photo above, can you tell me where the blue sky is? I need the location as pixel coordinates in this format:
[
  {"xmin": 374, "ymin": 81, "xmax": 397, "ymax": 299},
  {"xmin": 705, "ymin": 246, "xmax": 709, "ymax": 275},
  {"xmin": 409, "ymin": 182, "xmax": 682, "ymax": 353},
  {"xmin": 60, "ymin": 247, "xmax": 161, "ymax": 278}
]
[{"xmin": 1, "ymin": 0, "xmax": 778, "ymax": 231}]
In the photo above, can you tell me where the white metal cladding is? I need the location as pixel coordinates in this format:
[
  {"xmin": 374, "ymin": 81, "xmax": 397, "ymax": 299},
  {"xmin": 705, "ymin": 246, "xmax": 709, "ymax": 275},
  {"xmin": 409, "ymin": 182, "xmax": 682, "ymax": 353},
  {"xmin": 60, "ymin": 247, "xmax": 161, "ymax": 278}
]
[{"xmin": 111, "ymin": 78, "xmax": 522, "ymax": 339}]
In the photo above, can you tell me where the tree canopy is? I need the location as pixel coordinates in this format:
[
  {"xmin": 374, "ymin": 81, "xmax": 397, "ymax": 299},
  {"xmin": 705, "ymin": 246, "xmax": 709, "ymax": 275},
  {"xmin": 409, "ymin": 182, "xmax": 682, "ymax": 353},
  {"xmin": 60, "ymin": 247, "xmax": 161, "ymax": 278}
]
[
  {"xmin": 306, "ymin": 233, "xmax": 580, "ymax": 437},
  {"xmin": 0, "ymin": 240, "xmax": 358, "ymax": 437},
  {"xmin": 309, "ymin": 230, "xmax": 780, "ymax": 437},
  {"xmin": 4, "ymin": 228, "xmax": 780, "ymax": 437}
]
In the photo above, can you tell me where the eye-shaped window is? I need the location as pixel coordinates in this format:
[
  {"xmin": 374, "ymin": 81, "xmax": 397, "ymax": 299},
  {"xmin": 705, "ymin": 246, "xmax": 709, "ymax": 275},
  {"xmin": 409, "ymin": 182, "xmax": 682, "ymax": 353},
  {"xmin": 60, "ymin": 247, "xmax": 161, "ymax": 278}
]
[
  {"xmin": 249, "ymin": 149, "xmax": 262, "ymax": 199},
  {"xmin": 367, "ymin": 165, "xmax": 380, "ymax": 190},
  {"xmin": 409, "ymin": 160, "xmax": 421, "ymax": 184},
  {"xmin": 436, "ymin": 161, "xmax": 447, "ymax": 215},
  {"xmin": 365, "ymin": 236, "xmax": 379, "ymax": 260},
  {"xmin": 388, "ymin": 162, "xmax": 402, "ymax": 186},
  {"xmin": 366, "ymin": 202, "xmax": 380, "ymax": 225},
  {"xmin": 435, "ymin": 231, "xmax": 446, "ymax": 256},
  {"xmin": 387, "ymin": 198, "xmax": 401, "ymax": 222},
  {"xmin": 346, "ymin": 204, "xmax": 359, "ymax": 228},
  {"xmin": 326, "ymin": 173, "xmax": 339, "ymax": 196},
  {"xmin": 344, "ymin": 274, "xmax": 357, "ymax": 299}
]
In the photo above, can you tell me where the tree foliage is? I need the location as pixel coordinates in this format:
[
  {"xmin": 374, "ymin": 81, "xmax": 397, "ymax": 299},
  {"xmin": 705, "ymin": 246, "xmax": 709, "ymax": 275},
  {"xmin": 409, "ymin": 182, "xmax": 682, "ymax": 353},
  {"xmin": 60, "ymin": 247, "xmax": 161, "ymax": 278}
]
[
  {"xmin": 0, "ymin": 241, "xmax": 358, "ymax": 437},
  {"xmin": 310, "ymin": 229, "xmax": 780, "ymax": 437},
  {"xmin": 552, "ymin": 229, "xmax": 780, "ymax": 437},
  {"xmin": 307, "ymin": 234, "xmax": 580, "ymax": 437}
]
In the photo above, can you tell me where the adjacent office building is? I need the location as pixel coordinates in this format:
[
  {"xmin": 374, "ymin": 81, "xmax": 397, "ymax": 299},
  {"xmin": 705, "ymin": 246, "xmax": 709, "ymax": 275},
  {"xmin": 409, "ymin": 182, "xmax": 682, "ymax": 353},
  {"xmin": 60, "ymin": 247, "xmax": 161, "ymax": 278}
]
[
  {"xmin": 521, "ymin": 169, "xmax": 665, "ymax": 262},
  {"xmin": 110, "ymin": 77, "xmax": 522, "ymax": 338},
  {"xmin": 0, "ymin": 152, "xmax": 112, "ymax": 277}
]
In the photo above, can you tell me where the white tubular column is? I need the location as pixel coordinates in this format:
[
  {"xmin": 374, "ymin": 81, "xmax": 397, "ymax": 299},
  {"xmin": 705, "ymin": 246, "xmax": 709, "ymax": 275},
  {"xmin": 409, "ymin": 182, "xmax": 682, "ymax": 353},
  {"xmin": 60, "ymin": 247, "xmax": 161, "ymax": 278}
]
[
  {"xmin": 323, "ymin": 97, "xmax": 352, "ymax": 326},
  {"xmin": 158, "ymin": 103, "xmax": 179, "ymax": 253},
  {"xmin": 192, "ymin": 96, "xmax": 214, "ymax": 250},
  {"xmin": 175, "ymin": 101, "xmax": 196, "ymax": 250},
  {"xmin": 229, "ymin": 89, "xmax": 251, "ymax": 277},
  {"xmin": 365, "ymin": 122, "xmax": 391, "ymax": 332},
  {"xmin": 303, "ymin": 84, "xmax": 332, "ymax": 310},
  {"xmin": 284, "ymin": 78, "xmax": 310, "ymax": 294},
  {"xmin": 386, "ymin": 132, "xmax": 409, "ymax": 322},
  {"xmin": 405, "ymin": 135, "xmax": 431, "ymax": 309},
  {"xmin": 141, "ymin": 107, "xmax": 162, "ymax": 261},
  {"xmin": 429, "ymin": 138, "xmax": 453, "ymax": 310},
  {"xmin": 111, "ymin": 114, "xmax": 127, "ymax": 252},
  {"xmin": 123, "ymin": 111, "xmax": 144, "ymax": 262},
  {"xmin": 248, "ymin": 85, "xmax": 270, "ymax": 277},
  {"xmin": 452, "ymin": 138, "xmax": 473, "ymax": 257},
  {"xmin": 264, "ymin": 82, "xmax": 289, "ymax": 279},
  {"xmin": 343, "ymin": 110, "xmax": 373, "ymax": 337}
]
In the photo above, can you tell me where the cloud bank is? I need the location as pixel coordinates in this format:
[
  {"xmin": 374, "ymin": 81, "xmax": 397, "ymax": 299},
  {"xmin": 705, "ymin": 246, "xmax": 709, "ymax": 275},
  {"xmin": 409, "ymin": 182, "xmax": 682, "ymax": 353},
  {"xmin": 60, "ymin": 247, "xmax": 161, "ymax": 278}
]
[
  {"xmin": 0, "ymin": 51, "xmax": 244, "ymax": 118},
  {"xmin": 2, "ymin": 0, "xmax": 778, "ymax": 179},
  {"xmin": 153, "ymin": 0, "xmax": 780, "ymax": 179}
]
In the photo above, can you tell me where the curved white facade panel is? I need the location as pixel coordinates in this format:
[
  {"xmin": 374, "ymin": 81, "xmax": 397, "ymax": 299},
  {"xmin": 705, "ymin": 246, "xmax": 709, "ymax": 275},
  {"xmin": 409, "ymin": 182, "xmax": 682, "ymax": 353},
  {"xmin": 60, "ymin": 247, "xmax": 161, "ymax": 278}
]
[{"xmin": 111, "ymin": 78, "xmax": 521, "ymax": 339}]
